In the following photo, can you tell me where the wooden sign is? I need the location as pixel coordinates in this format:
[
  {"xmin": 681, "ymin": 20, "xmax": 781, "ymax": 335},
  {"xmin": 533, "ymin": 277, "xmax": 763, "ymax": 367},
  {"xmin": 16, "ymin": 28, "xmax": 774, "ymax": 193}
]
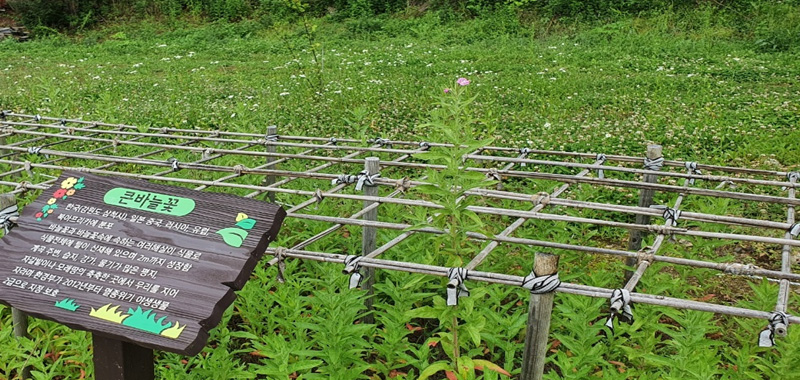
[{"xmin": 0, "ymin": 172, "xmax": 286, "ymax": 355}]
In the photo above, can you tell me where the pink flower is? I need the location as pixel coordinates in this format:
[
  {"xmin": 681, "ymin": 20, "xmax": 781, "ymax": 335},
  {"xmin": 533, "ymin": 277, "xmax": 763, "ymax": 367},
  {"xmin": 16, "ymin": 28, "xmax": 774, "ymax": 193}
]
[
  {"xmin": 456, "ymin": 77, "xmax": 470, "ymax": 86},
  {"xmin": 444, "ymin": 88, "xmax": 451, "ymax": 93}
]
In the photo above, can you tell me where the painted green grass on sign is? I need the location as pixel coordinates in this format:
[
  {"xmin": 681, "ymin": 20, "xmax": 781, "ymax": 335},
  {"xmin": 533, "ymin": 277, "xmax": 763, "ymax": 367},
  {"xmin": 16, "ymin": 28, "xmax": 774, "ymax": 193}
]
[{"xmin": 122, "ymin": 307, "xmax": 172, "ymax": 335}]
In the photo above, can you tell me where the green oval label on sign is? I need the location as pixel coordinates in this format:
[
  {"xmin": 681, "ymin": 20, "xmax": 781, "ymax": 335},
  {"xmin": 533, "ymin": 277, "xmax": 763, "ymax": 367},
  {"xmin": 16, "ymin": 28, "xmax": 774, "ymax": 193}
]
[{"xmin": 103, "ymin": 188, "xmax": 195, "ymax": 216}]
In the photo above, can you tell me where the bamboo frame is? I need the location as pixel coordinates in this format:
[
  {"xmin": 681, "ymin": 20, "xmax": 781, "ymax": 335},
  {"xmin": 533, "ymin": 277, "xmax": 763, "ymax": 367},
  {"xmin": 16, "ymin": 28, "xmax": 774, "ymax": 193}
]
[{"xmin": 1, "ymin": 112, "xmax": 797, "ymax": 343}]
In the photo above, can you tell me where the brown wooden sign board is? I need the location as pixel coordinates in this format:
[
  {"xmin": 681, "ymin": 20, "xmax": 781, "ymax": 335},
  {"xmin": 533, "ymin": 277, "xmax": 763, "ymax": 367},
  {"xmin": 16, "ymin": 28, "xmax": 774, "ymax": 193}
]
[{"xmin": 0, "ymin": 171, "xmax": 286, "ymax": 355}]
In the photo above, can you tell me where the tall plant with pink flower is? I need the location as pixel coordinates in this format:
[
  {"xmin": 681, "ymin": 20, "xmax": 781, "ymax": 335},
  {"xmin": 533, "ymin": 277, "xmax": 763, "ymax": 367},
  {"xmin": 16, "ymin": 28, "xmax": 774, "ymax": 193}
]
[{"xmin": 411, "ymin": 78, "xmax": 508, "ymax": 380}]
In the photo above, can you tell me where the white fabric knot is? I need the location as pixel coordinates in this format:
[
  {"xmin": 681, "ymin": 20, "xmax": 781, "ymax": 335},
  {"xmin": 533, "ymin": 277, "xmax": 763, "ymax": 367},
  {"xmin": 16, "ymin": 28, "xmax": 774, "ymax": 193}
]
[
  {"xmin": 274, "ymin": 247, "xmax": 287, "ymax": 283},
  {"xmin": 759, "ymin": 311, "xmax": 789, "ymax": 347},
  {"xmin": 605, "ymin": 289, "xmax": 633, "ymax": 332},
  {"xmin": 595, "ymin": 153, "xmax": 607, "ymax": 178},
  {"xmin": 446, "ymin": 268, "xmax": 470, "ymax": 306},
  {"xmin": 685, "ymin": 161, "xmax": 702, "ymax": 185},
  {"xmin": 784, "ymin": 172, "xmax": 799, "ymax": 191},
  {"xmin": 521, "ymin": 270, "xmax": 560, "ymax": 294},
  {"xmin": 643, "ymin": 156, "xmax": 664, "ymax": 171},
  {"xmin": 650, "ymin": 205, "xmax": 681, "ymax": 227},
  {"xmin": 343, "ymin": 255, "xmax": 364, "ymax": 289},
  {"xmin": 355, "ymin": 170, "xmax": 380, "ymax": 191},
  {"xmin": 167, "ymin": 157, "xmax": 180, "ymax": 171},
  {"xmin": 0, "ymin": 203, "xmax": 19, "ymax": 234},
  {"xmin": 368, "ymin": 137, "xmax": 390, "ymax": 146},
  {"xmin": 332, "ymin": 174, "xmax": 358, "ymax": 186},
  {"xmin": 789, "ymin": 223, "xmax": 799, "ymax": 238}
]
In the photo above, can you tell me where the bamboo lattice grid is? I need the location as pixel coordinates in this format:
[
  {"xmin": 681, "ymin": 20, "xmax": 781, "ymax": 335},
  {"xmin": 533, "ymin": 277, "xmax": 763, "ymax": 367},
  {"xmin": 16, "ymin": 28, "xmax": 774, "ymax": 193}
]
[{"xmin": 0, "ymin": 111, "xmax": 798, "ymax": 348}]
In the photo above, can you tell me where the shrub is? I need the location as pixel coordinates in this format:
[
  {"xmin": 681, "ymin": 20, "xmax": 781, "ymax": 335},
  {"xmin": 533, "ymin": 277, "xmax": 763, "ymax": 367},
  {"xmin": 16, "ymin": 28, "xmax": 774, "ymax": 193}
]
[{"xmin": 752, "ymin": 2, "xmax": 800, "ymax": 52}]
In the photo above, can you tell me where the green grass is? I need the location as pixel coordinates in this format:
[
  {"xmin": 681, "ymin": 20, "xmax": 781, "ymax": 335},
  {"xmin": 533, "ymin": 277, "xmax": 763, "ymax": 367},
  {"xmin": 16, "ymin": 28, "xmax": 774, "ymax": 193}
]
[{"xmin": 1, "ymin": 9, "xmax": 800, "ymax": 379}]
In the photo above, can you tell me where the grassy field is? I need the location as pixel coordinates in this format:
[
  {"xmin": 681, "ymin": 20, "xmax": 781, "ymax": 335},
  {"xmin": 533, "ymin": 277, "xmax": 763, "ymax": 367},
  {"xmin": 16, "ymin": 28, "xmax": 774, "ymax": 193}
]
[{"xmin": 1, "ymin": 10, "xmax": 800, "ymax": 379}]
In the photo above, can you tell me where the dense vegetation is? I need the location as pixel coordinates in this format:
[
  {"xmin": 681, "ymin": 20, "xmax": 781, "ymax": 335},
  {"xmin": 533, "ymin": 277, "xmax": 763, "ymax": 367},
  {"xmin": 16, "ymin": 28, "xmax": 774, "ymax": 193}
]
[
  {"xmin": 1, "ymin": 1, "xmax": 800, "ymax": 379},
  {"xmin": 5, "ymin": 0, "xmax": 800, "ymax": 50}
]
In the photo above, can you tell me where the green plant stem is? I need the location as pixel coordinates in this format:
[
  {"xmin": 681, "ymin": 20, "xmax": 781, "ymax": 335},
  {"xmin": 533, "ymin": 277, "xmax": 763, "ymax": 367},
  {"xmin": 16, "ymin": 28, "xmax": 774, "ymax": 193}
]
[{"xmin": 452, "ymin": 314, "xmax": 459, "ymax": 363}]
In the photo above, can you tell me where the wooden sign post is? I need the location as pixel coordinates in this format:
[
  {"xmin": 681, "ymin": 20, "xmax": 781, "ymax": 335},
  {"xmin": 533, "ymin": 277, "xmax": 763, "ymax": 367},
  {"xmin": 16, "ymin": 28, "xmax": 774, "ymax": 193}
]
[{"xmin": 0, "ymin": 171, "xmax": 286, "ymax": 377}]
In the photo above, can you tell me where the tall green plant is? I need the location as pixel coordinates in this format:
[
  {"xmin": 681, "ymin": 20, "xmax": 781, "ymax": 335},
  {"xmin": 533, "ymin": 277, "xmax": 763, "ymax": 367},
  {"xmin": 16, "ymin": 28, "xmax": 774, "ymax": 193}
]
[
  {"xmin": 412, "ymin": 78, "xmax": 507, "ymax": 379},
  {"xmin": 412, "ymin": 78, "xmax": 494, "ymax": 267}
]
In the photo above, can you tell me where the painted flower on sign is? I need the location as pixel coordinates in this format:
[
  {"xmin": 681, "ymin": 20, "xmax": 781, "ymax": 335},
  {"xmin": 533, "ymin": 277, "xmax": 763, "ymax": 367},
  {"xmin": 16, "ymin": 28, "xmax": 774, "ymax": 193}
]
[
  {"xmin": 36, "ymin": 176, "xmax": 85, "ymax": 221},
  {"xmin": 61, "ymin": 177, "xmax": 78, "ymax": 189}
]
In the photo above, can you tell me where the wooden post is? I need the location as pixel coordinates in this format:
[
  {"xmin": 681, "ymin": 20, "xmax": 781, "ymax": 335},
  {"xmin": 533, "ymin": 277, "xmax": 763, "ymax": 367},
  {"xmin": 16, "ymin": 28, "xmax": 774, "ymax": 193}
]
[
  {"xmin": 3, "ymin": 198, "xmax": 23, "ymax": 344},
  {"xmin": 3, "ymin": 193, "xmax": 30, "ymax": 380},
  {"xmin": 264, "ymin": 125, "xmax": 277, "ymax": 203},
  {"xmin": 361, "ymin": 157, "xmax": 379, "ymax": 324},
  {"xmin": 521, "ymin": 252, "xmax": 560, "ymax": 380},
  {"xmin": 12, "ymin": 308, "xmax": 30, "ymax": 380},
  {"xmin": 625, "ymin": 144, "xmax": 662, "ymax": 281},
  {"xmin": 93, "ymin": 334, "xmax": 154, "ymax": 380}
]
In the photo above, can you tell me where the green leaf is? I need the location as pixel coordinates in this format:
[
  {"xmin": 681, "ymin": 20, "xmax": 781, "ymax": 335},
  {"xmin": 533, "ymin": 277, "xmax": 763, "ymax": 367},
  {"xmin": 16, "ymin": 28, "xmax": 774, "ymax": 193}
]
[
  {"xmin": 464, "ymin": 323, "xmax": 482, "ymax": 347},
  {"xmin": 236, "ymin": 218, "xmax": 256, "ymax": 230},
  {"xmin": 418, "ymin": 361, "xmax": 451, "ymax": 380},
  {"xmin": 216, "ymin": 227, "xmax": 248, "ymax": 248},
  {"xmin": 472, "ymin": 360, "xmax": 511, "ymax": 377}
]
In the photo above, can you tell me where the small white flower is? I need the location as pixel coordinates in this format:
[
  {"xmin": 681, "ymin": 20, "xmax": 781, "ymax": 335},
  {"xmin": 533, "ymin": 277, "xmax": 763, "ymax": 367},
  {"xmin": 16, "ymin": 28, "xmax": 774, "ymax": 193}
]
[{"xmin": 279, "ymin": 92, "xmax": 290, "ymax": 96}]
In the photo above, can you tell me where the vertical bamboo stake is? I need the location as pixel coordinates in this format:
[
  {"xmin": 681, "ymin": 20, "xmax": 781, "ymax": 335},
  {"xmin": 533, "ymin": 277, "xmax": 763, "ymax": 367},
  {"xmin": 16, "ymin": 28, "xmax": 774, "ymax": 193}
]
[
  {"xmin": 2, "ymin": 193, "xmax": 30, "ymax": 379},
  {"xmin": 361, "ymin": 157, "xmax": 379, "ymax": 324},
  {"xmin": 264, "ymin": 125, "xmax": 277, "ymax": 203},
  {"xmin": 521, "ymin": 252, "xmax": 560, "ymax": 380},
  {"xmin": 626, "ymin": 144, "xmax": 662, "ymax": 281}
]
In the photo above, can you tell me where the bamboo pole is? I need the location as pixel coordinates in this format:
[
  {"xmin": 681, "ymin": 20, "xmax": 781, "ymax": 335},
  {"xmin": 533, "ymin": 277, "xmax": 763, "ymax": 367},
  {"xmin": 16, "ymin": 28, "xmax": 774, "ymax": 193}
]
[
  {"xmin": 282, "ymin": 212, "xmax": 800, "ymax": 282},
  {"xmin": 0, "ymin": 149, "xmax": 796, "ymax": 205},
  {"xmin": 774, "ymin": 173, "xmax": 796, "ymax": 340},
  {"xmin": 3, "ymin": 113, "xmax": 789, "ymax": 177},
  {"xmin": 361, "ymin": 157, "xmax": 380, "ymax": 324},
  {"xmin": 626, "ymin": 145, "xmax": 662, "ymax": 281},
  {"xmin": 2, "ymin": 124, "xmax": 796, "ymax": 189},
  {"xmin": 465, "ymin": 158, "xmax": 598, "ymax": 271},
  {"xmin": 266, "ymin": 247, "xmax": 800, "ymax": 324},
  {"xmin": 2, "ymin": 162, "xmax": 799, "ymax": 250},
  {"xmin": 623, "ymin": 166, "xmax": 691, "ymax": 295},
  {"xmin": 264, "ymin": 126, "xmax": 277, "ymax": 202}
]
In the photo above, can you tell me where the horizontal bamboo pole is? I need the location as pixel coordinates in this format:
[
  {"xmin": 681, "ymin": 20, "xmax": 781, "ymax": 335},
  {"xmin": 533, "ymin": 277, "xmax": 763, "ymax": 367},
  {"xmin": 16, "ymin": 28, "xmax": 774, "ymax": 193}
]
[
  {"xmin": 265, "ymin": 247, "xmax": 800, "ymax": 324},
  {"xmin": 4, "ymin": 112, "xmax": 789, "ymax": 177},
  {"xmin": 466, "ymin": 154, "xmax": 794, "ymax": 188},
  {"xmin": 3, "ymin": 123, "xmax": 795, "ymax": 189},
  {"xmin": 465, "ymin": 161, "xmax": 598, "ymax": 271},
  {"xmin": 0, "ymin": 145, "xmax": 797, "ymax": 207},
  {"xmin": 1, "ymin": 159, "xmax": 797, "ymax": 249}
]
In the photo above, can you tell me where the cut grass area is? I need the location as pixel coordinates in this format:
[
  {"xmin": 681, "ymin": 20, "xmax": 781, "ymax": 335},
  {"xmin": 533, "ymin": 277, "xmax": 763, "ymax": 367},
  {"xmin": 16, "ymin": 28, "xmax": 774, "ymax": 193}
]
[{"xmin": 1, "ymin": 12, "xmax": 800, "ymax": 379}]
